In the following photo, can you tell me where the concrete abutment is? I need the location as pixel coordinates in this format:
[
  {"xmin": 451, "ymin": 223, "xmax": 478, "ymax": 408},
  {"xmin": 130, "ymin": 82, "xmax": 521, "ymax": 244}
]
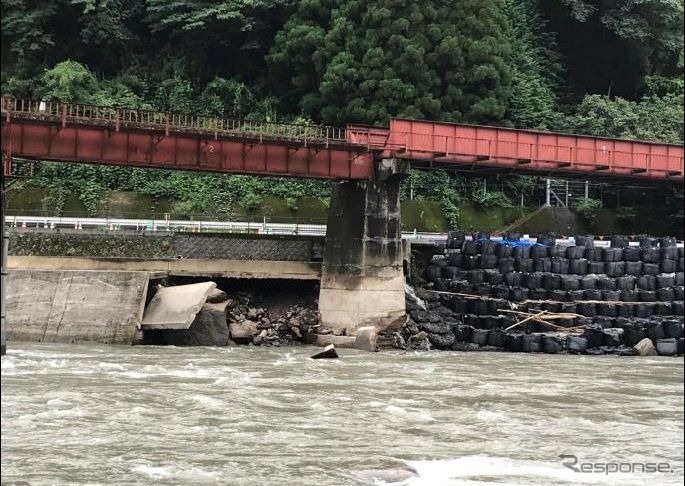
[{"xmin": 318, "ymin": 159, "xmax": 409, "ymax": 334}]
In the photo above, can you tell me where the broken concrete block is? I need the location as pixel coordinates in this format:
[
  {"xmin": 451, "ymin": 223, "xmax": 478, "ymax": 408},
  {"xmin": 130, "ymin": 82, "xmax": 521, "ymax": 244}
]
[
  {"xmin": 354, "ymin": 326, "xmax": 379, "ymax": 352},
  {"xmin": 311, "ymin": 344, "xmax": 339, "ymax": 359},
  {"xmin": 229, "ymin": 320, "xmax": 258, "ymax": 343},
  {"xmin": 206, "ymin": 288, "xmax": 229, "ymax": 303},
  {"xmin": 656, "ymin": 338, "xmax": 677, "ymax": 356},
  {"xmin": 633, "ymin": 337, "xmax": 657, "ymax": 356},
  {"xmin": 315, "ymin": 334, "xmax": 356, "ymax": 348},
  {"xmin": 154, "ymin": 302, "xmax": 231, "ymax": 346},
  {"xmin": 142, "ymin": 282, "xmax": 216, "ymax": 330}
]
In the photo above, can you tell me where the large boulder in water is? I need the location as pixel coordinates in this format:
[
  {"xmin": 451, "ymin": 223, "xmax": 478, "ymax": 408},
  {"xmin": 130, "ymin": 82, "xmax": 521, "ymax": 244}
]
[
  {"xmin": 152, "ymin": 302, "xmax": 232, "ymax": 346},
  {"xmin": 229, "ymin": 319, "xmax": 258, "ymax": 344}
]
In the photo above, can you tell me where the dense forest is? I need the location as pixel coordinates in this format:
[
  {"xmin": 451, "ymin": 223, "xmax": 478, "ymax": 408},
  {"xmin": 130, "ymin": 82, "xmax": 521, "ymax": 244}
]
[{"xmin": 1, "ymin": 0, "xmax": 683, "ymax": 230}]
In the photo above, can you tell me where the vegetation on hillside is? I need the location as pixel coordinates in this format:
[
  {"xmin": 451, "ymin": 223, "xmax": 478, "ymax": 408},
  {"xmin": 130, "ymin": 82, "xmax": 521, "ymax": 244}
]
[{"xmin": 1, "ymin": 0, "xmax": 683, "ymax": 224}]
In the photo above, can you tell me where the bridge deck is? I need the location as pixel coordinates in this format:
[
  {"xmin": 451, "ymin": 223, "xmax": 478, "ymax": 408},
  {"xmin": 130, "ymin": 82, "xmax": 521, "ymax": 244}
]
[{"xmin": 2, "ymin": 97, "xmax": 683, "ymax": 182}]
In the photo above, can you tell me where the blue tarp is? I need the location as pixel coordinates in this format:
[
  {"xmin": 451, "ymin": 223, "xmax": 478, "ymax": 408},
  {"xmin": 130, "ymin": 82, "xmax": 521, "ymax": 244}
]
[{"xmin": 478, "ymin": 238, "xmax": 547, "ymax": 247}]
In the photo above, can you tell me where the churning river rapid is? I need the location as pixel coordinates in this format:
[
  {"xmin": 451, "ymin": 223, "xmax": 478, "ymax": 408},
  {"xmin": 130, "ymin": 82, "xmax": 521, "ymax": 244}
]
[{"xmin": 1, "ymin": 343, "xmax": 683, "ymax": 486}]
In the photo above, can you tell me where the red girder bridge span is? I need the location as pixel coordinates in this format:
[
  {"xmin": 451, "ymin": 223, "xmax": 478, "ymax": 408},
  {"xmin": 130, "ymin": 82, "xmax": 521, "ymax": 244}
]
[{"xmin": 2, "ymin": 97, "xmax": 683, "ymax": 183}]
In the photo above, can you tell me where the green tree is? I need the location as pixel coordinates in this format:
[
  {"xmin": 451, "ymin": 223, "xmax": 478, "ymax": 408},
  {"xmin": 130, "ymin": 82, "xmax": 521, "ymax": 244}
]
[{"xmin": 270, "ymin": 0, "xmax": 513, "ymax": 125}]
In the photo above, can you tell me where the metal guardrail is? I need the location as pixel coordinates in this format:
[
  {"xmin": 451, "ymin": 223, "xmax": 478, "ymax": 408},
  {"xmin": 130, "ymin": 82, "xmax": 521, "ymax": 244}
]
[{"xmin": 1, "ymin": 97, "xmax": 348, "ymax": 145}]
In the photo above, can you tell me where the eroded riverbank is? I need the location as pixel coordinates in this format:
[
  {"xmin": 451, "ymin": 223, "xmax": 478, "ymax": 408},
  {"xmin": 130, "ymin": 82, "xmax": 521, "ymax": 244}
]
[{"xmin": 1, "ymin": 343, "xmax": 683, "ymax": 485}]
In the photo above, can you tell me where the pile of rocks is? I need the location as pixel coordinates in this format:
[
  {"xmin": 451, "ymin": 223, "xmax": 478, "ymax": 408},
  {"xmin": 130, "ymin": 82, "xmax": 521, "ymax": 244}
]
[{"xmin": 222, "ymin": 291, "xmax": 319, "ymax": 346}]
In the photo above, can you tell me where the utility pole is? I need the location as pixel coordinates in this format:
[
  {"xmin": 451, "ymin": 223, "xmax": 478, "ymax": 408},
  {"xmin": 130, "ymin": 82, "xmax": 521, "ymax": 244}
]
[
  {"xmin": 1, "ymin": 167, "xmax": 7, "ymax": 355},
  {"xmin": 545, "ymin": 179, "xmax": 551, "ymax": 207}
]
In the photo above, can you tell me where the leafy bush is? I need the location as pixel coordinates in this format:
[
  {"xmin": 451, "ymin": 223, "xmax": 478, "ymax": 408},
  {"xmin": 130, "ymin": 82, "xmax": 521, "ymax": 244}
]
[{"xmin": 574, "ymin": 198, "xmax": 602, "ymax": 222}]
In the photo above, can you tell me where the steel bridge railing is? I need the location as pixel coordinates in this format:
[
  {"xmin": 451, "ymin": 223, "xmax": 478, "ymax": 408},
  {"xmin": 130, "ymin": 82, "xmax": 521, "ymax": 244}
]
[{"xmin": 1, "ymin": 97, "xmax": 348, "ymax": 146}]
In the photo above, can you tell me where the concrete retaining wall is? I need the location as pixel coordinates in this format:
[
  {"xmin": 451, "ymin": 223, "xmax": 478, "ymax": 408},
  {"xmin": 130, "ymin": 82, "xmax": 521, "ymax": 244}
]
[
  {"xmin": 5, "ymin": 269, "xmax": 149, "ymax": 344},
  {"xmin": 9, "ymin": 230, "xmax": 324, "ymax": 262}
]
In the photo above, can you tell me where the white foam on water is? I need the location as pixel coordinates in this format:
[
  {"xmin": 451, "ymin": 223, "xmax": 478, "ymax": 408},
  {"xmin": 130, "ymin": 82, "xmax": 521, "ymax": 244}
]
[
  {"xmin": 131, "ymin": 464, "xmax": 219, "ymax": 482},
  {"xmin": 384, "ymin": 405, "xmax": 435, "ymax": 423},
  {"xmin": 375, "ymin": 456, "xmax": 662, "ymax": 486},
  {"xmin": 476, "ymin": 409, "xmax": 507, "ymax": 422}
]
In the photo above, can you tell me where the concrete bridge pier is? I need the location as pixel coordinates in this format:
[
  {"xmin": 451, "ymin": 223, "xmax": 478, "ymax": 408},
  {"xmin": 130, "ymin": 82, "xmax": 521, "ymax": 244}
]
[{"xmin": 318, "ymin": 159, "xmax": 408, "ymax": 334}]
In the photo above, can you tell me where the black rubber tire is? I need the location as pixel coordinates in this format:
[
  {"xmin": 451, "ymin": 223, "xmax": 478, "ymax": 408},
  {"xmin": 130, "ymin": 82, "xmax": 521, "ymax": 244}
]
[
  {"xmin": 589, "ymin": 262, "xmax": 606, "ymax": 274},
  {"xmin": 569, "ymin": 259, "xmax": 589, "ymax": 275},
  {"xmin": 580, "ymin": 276, "xmax": 598, "ymax": 290}
]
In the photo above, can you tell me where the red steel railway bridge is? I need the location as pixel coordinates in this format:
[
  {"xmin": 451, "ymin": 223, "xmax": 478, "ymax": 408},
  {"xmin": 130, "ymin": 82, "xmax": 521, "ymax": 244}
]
[{"xmin": 1, "ymin": 97, "xmax": 683, "ymax": 182}]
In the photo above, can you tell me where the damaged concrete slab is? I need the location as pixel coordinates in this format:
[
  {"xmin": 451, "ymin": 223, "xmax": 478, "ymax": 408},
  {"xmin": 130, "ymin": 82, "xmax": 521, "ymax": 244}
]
[{"xmin": 141, "ymin": 282, "xmax": 216, "ymax": 330}]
